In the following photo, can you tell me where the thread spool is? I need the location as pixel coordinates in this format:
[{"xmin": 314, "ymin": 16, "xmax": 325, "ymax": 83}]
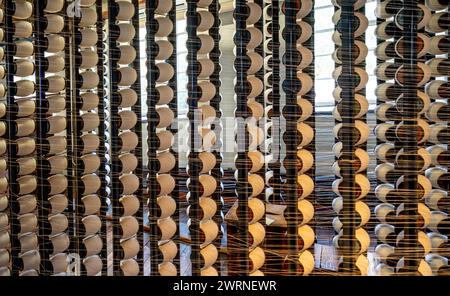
[
  {"xmin": 17, "ymin": 195, "xmax": 36, "ymax": 215},
  {"xmin": 45, "ymin": 14, "xmax": 64, "ymax": 34},
  {"xmin": 49, "ymin": 214, "xmax": 68, "ymax": 235},
  {"xmin": 155, "ymin": 16, "xmax": 173, "ymax": 37},
  {"xmin": 120, "ymin": 262, "xmax": 147, "ymax": 278},
  {"xmin": 333, "ymin": 11, "xmax": 368, "ymax": 37},
  {"xmin": 118, "ymin": 67, "xmax": 137, "ymax": 86},
  {"xmin": 118, "ymin": 195, "xmax": 138, "ymax": 217},
  {"xmin": 395, "ymin": 4, "xmax": 431, "ymax": 30},
  {"xmin": 158, "ymin": 217, "xmax": 177, "ymax": 241},
  {"xmin": 119, "ymin": 131, "xmax": 138, "ymax": 152},
  {"xmin": 48, "ymin": 194, "xmax": 68, "ymax": 214},
  {"xmin": 333, "ymin": 40, "xmax": 368, "ymax": 65},
  {"xmin": 80, "ymin": 71, "xmax": 99, "ymax": 89},
  {"xmin": 116, "ymin": 1, "xmax": 134, "ymax": 21},
  {"xmin": 334, "ymin": 66, "xmax": 368, "ymax": 91},
  {"xmin": 81, "ymin": 174, "xmax": 101, "ymax": 195},
  {"xmin": 375, "ymin": 224, "xmax": 396, "ymax": 244},
  {"xmin": 375, "ymin": 143, "xmax": 397, "ymax": 163},
  {"xmin": 333, "ymin": 174, "xmax": 370, "ymax": 200},
  {"xmin": 157, "ymin": 174, "xmax": 175, "ymax": 196},
  {"xmin": 83, "ymin": 255, "xmax": 102, "ymax": 276},
  {"xmin": 79, "ymin": 28, "xmax": 98, "ymax": 47},
  {"xmin": 248, "ymin": 173, "xmax": 264, "ymax": 197},
  {"xmin": 20, "ymin": 250, "xmax": 40, "ymax": 272},
  {"xmin": 155, "ymin": 40, "xmax": 174, "ymax": 61},
  {"xmin": 395, "ymin": 33, "xmax": 430, "ymax": 59},
  {"xmin": 19, "ymin": 233, "xmax": 38, "ymax": 253},
  {"xmin": 155, "ymin": 0, "xmax": 173, "ymax": 14},
  {"xmin": 247, "ymin": 76, "xmax": 264, "ymax": 98},
  {"xmin": 119, "ymin": 89, "xmax": 138, "ymax": 108},
  {"xmin": 246, "ymin": 2, "xmax": 262, "ymax": 25},
  {"xmin": 158, "ymin": 261, "xmax": 177, "ymax": 276},
  {"xmin": 198, "ymin": 35, "xmax": 214, "ymax": 55},
  {"xmin": 81, "ymin": 134, "xmax": 100, "ymax": 154},
  {"xmin": 247, "ymin": 52, "xmax": 264, "ymax": 75},
  {"xmin": 427, "ymin": 58, "xmax": 450, "ymax": 77},
  {"xmin": 426, "ymin": 80, "xmax": 449, "ymax": 100},
  {"xmin": 13, "ymin": 1, "xmax": 33, "ymax": 20},
  {"xmin": 14, "ymin": 21, "xmax": 33, "ymax": 38},
  {"xmin": 395, "ymin": 62, "xmax": 431, "ymax": 87},
  {"xmin": 426, "ymin": 12, "xmax": 450, "ymax": 33},
  {"xmin": 333, "ymin": 94, "xmax": 368, "ymax": 120},
  {"xmin": 429, "ymin": 35, "xmax": 450, "ymax": 55},
  {"xmin": 159, "ymin": 240, "xmax": 177, "ymax": 262},
  {"xmin": 78, "ymin": 7, "xmax": 97, "ymax": 27},
  {"xmin": 82, "ymin": 194, "xmax": 101, "ymax": 216},
  {"xmin": 157, "ymin": 151, "xmax": 176, "ymax": 174},
  {"xmin": 83, "ymin": 235, "xmax": 103, "ymax": 256},
  {"xmin": 118, "ymin": 45, "xmax": 137, "ymax": 65},
  {"xmin": 426, "ymin": 102, "xmax": 448, "ymax": 123},
  {"xmin": 80, "ymin": 92, "xmax": 99, "ymax": 111},
  {"xmin": 249, "ymin": 222, "xmax": 265, "ymax": 249},
  {"xmin": 118, "ymin": 23, "xmax": 136, "ymax": 42},
  {"xmin": 118, "ymin": 110, "xmax": 137, "ymax": 131},
  {"xmin": 119, "ymin": 174, "xmax": 139, "ymax": 195},
  {"xmin": 17, "ymin": 157, "xmax": 36, "ymax": 176},
  {"xmin": 157, "ymin": 196, "xmax": 176, "ymax": 219},
  {"xmin": 82, "ymin": 215, "xmax": 101, "ymax": 236},
  {"xmin": 395, "ymin": 119, "xmax": 430, "ymax": 144},
  {"xmin": 200, "ymin": 243, "xmax": 218, "ymax": 268},
  {"xmin": 120, "ymin": 216, "xmax": 139, "ymax": 239},
  {"xmin": 199, "ymin": 197, "xmax": 217, "ymax": 221},
  {"xmin": 249, "ymin": 197, "xmax": 265, "ymax": 224},
  {"xmin": 396, "ymin": 174, "xmax": 432, "ymax": 199},
  {"xmin": 156, "ymin": 63, "xmax": 175, "ymax": 83},
  {"xmin": 426, "ymin": 167, "xmax": 448, "ymax": 190},
  {"xmin": 18, "ymin": 213, "xmax": 37, "ymax": 234},
  {"xmin": 298, "ymin": 199, "xmax": 314, "ymax": 225},
  {"xmin": 121, "ymin": 241, "xmax": 140, "ymax": 264},
  {"xmin": 14, "ymin": 60, "xmax": 34, "ymax": 77},
  {"xmin": 249, "ymin": 246, "xmax": 265, "ymax": 273},
  {"xmin": 80, "ymin": 154, "xmax": 100, "ymax": 175},
  {"xmin": 199, "ymin": 152, "xmax": 216, "ymax": 173},
  {"xmin": 333, "ymin": 120, "xmax": 369, "ymax": 146},
  {"xmin": 247, "ymin": 27, "xmax": 263, "ymax": 50},
  {"xmin": 375, "ymin": 20, "xmax": 399, "ymax": 40}
]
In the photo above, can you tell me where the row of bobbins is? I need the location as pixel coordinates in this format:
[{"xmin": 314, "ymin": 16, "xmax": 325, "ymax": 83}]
[
  {"xmin": 423, "ymin": 0, "xmax": 450, "ymax": 275},
  {"xmin": 207, "ymin": 0, "xmax": 224, "ymax": 271},
  {"xmin": 229, "ymin": 0, "xmax": 265, "ymax": 276},
  {"xmin": 108, "ymin": 0, "xmax": 141, "ymax": 276},
  {"xmin": 374, "ymin": 0, "xmax": 433, "ymax": 275},
  {"xmin": 73, "ymin": 0, "xmax": 104, "ymax": 276},
  {"xmin": 0, "ymin": 0, "xmax": 9, "ymax": 276},
  {"xmin": 247, "ymin": 0, "xmax": 266, "ymax": 276},
  {"xmin": 244, "ymin": 0, "xmax": 266, "ymax": 276},
  {"xmin": 281, "ymin": 0, "xmax": 315, "ymax": 276},
  {"xmin": 35, "ymin": 0, "xmax": 70, "ymax": 275},
  {"xmin": 0, "ymin": 0, "xmax": 10, "ymax": 276},
  {"xmin": 4, "ymin": 0, "xmax": 41, "ymax": 276},
  {"xmin": 262, "ymin": 0, "xmax": 279, "ymax": 206},
  {"xmin": 187, "ymin": 0, "xmax": 223, "ymax": 277},
  {"xmin": 331, "ymin": 0, "xmax": 371, "ymax": 275},
  {"xmin": 186, "ymin": 0, "xmax": 221, "ymax": 276},
  {"xmin": 146, "ymin": 0, "xmax": 178, "ymax": 276},
  {"xmin": 262, "ymin": 0, "xmax": 281, "ymax": 275}
]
